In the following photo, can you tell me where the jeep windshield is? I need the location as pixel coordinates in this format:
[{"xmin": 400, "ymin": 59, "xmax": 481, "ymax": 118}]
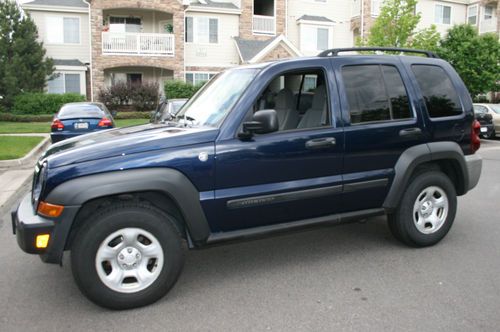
[{"xmin": 175, "ymin": 68, "xmax": 258, "ymax": 127}]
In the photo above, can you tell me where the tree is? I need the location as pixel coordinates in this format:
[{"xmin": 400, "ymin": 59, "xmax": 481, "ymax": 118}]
[
  {"xmin": 358, "ymin": 0, "xmax": 439, "ymax": 51},
  {"xmin": 0, "ymin": 0, "xmax": 53, "ymax": 110},
  {"xmin": 439, "ymin": 24, "xmax": 500, "ymax": 96}
]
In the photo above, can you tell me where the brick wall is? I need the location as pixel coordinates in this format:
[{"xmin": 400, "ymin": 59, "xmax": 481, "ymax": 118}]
[{"xmin": 90, "ymin": 0, "xmax": 185, "ymax": 101}]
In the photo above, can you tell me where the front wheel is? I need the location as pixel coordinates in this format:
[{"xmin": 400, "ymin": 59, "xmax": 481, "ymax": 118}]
[
  {"xmin": 71, "ymin": 202, "xmax": 185, "ymax": 309},
  {"xmin": 388, "ymin": 171, "xmax": 457, "ymax": 247}
]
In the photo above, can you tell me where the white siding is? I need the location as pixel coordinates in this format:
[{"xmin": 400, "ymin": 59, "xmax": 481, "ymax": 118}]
[
  {"xmin": 185, "ymin": 12, "xmax": 240, "ymax": 68},
  {"xmin": 416, "ymin": 0, "xmax": 467, "ymax": 36},
  {"xmin": 287, "ymin": 0, "xmax": 353, "ymax": 52},
  {"xmin": 28, "ymin": 9, "xmax": 90, "ymax": 63}
]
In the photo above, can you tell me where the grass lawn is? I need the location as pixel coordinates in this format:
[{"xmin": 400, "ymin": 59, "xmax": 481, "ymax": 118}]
[
  {"xmin": 0, "ymin": 122, "xmax": 50, "ymax": 134},
  {"xmin": 0, "ymin": 118, "xmax": 149, "ymax": 134},
  {"xmin": 0, "ymin": 136, "xmax": 45, "ymax": 160}
]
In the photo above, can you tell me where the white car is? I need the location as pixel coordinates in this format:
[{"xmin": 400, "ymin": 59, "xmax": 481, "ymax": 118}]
[{"xmin": 473, "ymin": 104, "xmax": 500, "ymax": 139}]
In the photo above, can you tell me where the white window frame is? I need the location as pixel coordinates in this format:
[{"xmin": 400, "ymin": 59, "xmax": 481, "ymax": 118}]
[
  {"xmin": 185, "ymin": 72, "xmax": 217, "ymax": 86},
  {"xmin": 371, "ymin": 0, "xmax": 382, "ymax": 17},
  {"xmin": 467, "ymin": 5, "xmax": 478, "ymax": 25},
  {"xmin": 185, "ymin": 16, "xmax": 219, "ymax": 45},
  {"xmin": 299, "ymin": 23, "xmax": 333, "ymax": 54},
  {"xmin": 45, "ymin": 15, "xmax": 81, "ymax": 45},
  {"xmin": 484, "ymin": 5, "xmax": 494, "ymax": 20},
  {"xmin": 47, "ymin": 72, "xmax": 83, "ymax": 95},
  {"xmin": 435, "ymin": 4, "xmax": 452, "ymax": 25}
]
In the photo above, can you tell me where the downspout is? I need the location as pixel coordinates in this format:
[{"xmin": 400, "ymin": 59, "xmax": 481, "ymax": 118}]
[
  {"xmin": 360, "ymin": 0, "xmax": 365, "ymax": 39},
  {"xmin": 183, "ymin": 5, "xmax": 187, "ymax": 83},
  {"xmin": 83, "ymin": 0, "xmax": 93, "ymax": 101}
]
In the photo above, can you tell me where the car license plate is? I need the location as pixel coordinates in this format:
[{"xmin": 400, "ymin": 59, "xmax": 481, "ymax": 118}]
[
  {"xmin": 74, "ymin": 122, "xmax": 89, "ymax": 129},
  {"xmin": 480, "ymin": 127, "xmax": 487, "ymax": 133}
]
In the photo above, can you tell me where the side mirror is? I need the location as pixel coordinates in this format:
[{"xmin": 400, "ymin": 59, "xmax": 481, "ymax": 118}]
[{"xmin": 239, "ymin": 109, "xmax": 278, "ymax": 139}]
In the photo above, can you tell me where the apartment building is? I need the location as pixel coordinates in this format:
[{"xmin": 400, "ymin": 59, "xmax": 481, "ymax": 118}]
[
  {"xmin": 22, "ymin": 0, "xmax": 499, "ymax": 101},
  {"xmin": 22, "ymin": 0, "xmax": 91, "ymax": 97}
]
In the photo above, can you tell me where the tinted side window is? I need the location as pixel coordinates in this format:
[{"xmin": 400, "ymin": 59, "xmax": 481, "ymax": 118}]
[
  {"xmin": 342, "ymin": 65, "xmax": 412, "ymax": 124},
  {"xmin": 412, "ymin": 65, "xmax": 463, "ymax": 118}
]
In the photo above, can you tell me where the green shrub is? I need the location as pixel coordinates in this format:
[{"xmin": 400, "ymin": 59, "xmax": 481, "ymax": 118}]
[
  {"xmin": 0, "ymin": 113, "xmax": 53, "ymax": 122},
  {"xmin": 11, "ymin": 93, "xmax": 85, "ymax": 115},
  {"xmin": 164, "ymin": 80, "xmax": 204, "ymax": 99},
  {"xmin": 114, "ymin": 111, "xmax": 151, "ymax": 119},
  {"xmin": 98, "ymin": 83, "xmax": 159, "ymax": 112}
]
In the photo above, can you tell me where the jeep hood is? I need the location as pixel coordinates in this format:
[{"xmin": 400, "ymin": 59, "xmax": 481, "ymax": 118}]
[{"xmin": 43, "ymin": 124, "xmax": 219, "ymax": 168}]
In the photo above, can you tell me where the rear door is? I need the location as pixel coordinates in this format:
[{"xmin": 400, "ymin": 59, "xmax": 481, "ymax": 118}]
[{"xmin": 332, "ymin": 57, "xmax": 426, "ymax": 212}]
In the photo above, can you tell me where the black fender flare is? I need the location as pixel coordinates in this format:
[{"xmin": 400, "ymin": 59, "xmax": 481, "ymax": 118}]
[
  {"xmin": 46, "ymin": 168, "xmax": 211, "ymax": 243},
  {"xmin": 383, "ymin": 142, "xmax": 468, "ymax": 210}
]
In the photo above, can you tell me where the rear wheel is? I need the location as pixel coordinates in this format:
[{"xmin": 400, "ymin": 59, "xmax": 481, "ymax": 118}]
[
  {"xmin": 388, "ymin": 171, "xmax": 457, "ymax": 247},
  {"xmin": 71, "ymin": 202, "xmax": 185, "ymax": 309}
]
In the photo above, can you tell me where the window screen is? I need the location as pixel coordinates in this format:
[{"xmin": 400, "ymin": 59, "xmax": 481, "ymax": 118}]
[
  {"xmin": 185, "ymin": 17, "xmax": 193, "ymax": 42},
  {"xmin": 317, "ymin": 28, "xmax": 328, "ymax": 51},
  {"xmin": 342, "ymin": 65, "xmax": 412, "ymax": 124},
  {"xmin": 412, "ymin": 65, "xmax": 463, "ymax": 118},
  {"xmin": 64, "ymin": 74, "xmax": 81, "ymax": 93},
  {"xmin": 47, "ymin": 74, "xmax": 65, "ymax": 94},
  {"xmin": 63, "ymin": 17, "xmax": 79, "ymax": 43},
  {"xmin": 209, "ymin": 18, "xmax": 218, "ymax": 43}
]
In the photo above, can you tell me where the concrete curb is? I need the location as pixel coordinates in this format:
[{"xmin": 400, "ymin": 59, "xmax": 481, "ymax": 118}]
[{"xmin": 0, "ymin": 134, "xmax": 50, "ymax": 169}]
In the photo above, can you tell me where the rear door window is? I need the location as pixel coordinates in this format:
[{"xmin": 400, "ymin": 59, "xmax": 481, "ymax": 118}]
[
  {"xmin": 411, "ymin": 65, "xmax": 463, "ymax": 118},
  {"xmin": 341, "ymin": 65, "xmax": 412, "ymax": 124}
]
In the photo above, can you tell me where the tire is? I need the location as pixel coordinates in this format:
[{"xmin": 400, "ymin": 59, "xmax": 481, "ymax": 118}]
[
  {"xmin": 71, "ymin": 201, "xmax": 185, "ymax": 310},
  {"xmin": 388, "ymin": 171, "xmax": 457, "ymax": 247}
]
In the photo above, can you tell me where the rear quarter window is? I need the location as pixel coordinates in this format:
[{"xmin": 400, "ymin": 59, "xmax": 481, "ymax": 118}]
[{"xmin": 411, "ymin": 65, "xmax": 463, "ymax": 118}]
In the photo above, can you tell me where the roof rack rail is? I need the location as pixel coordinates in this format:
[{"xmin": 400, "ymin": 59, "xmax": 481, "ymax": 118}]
[{"xmin": 318, "ymin": 47, "xmax": 439, "ymax": 58}]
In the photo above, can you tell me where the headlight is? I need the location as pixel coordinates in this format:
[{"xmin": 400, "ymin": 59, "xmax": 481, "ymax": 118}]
[{"xmin": 32, "ymin": 161, "xmax": 47, "ymax": 209}]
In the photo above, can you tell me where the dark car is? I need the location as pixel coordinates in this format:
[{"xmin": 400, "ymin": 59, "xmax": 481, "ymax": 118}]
[
  {"xmin": 473, "ymin": 104, "xmax": 494, "ymax": 139},
  {"xmin": 150, "ymin": 98, "xmax": 188, "ymax": 124},
  {"xmin": 50, "ymin": 102, "xmax": 115, "ymax": 143},
  {"xmin": 12, "ymin": 47, "xmax": 482, "ymax": 310}
]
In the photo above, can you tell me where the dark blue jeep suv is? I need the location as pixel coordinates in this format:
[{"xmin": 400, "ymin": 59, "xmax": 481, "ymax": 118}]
[{"xmin": 12, "ymin": 48, "xmax": 482, "ymax": 309}]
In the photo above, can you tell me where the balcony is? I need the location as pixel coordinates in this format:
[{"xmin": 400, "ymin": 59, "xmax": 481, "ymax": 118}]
[
  {"xmin": 102, "ymin": 32, "xmax": 175, "ymax": 56},
  {"xmin": 253, "ymin": 15, "xmax": 276, "ymax": 35}
]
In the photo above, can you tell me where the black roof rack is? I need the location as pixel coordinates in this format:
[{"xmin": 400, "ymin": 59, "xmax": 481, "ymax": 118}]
[{"xmin": 318, "ymin": 47, "xmax": 440, "ymax": 58}]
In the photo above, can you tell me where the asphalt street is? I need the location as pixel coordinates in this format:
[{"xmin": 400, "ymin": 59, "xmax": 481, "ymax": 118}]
[{"xmin": 1, "ymin": 140, "xmax": 500, "ymax": 331}]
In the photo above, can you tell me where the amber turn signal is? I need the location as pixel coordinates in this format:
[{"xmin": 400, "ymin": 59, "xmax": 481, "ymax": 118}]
[
  {"xmin": 36, "ymin": 234, "xmax": 50, "ymax": 249},
  {"xmin": 37, "ymin": 201, "xmax": 64, "ymax": 218}
]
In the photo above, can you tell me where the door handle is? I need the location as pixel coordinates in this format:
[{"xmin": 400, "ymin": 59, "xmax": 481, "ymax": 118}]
[
  {"xmin": 399, "ymin": 127, "xmax": 422, "ymax": 137},
  {"xmin": 305, "ymin": 137, "xmax": 336, "ymax": 149}
]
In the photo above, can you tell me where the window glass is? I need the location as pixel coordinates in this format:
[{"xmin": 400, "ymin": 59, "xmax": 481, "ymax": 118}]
[
  {"xmin": 484, "ymin": 6, "xmax": 493, "ymax": 20},
  {"xmin": 185, "ymin": 17, "xmax": 193, "ymax": 42},
  {"xmin": 63, "ymin": 17, "xmax": 79, "ymax": 43},
  {"xmin": 47, "ymin": 74, "xmax": 65, "ymax": 94},
  {"xmin": 59, "ymin": 105, "xmax": 104, "ymax": 119},
  {"xmin": 342, "ymin": 65, "xmax": 412, "ymax": 124},
  {"xmin": 435, "ymin": 5, "xmax": 451, "ymax": 24},
  {"xmin": 64, "ymin": 74, "xmax": 81, "ymax": 94},
  {"xmin": 468, "ymin": 6, "xmax": 478, "ymax": 25},
  {"xmin": 412, "ymin": 65, "xmax": 463, "ymax": 118},
  {"xmin": 474, "ymin": 105, "xmax": 487, "ymax": 114},
  {"xmin": 185, "ymin": 17, "xmax": 218, "ymax": 44},
  {"xmin": 185, "ymin": 73, "xmax": 194, "ymax": 85},
  {"xmin": 209, "ymin": 18, "xmax": 218, "ymax": 43},
  {"xmin": 251, "ymin": 69, "xmax": 329, "ymax": 131},
  {"xmin": 317, "ymin": 28, "xmax": 328, "ymax": 51}
]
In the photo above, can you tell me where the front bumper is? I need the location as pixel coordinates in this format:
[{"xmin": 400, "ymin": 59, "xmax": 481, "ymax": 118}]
[
  {"xmin": 12, "ymin": 193, "xmax": 80, "ymax": 264},
  {"xmin": 465, "ymin": 154, "xmax": 482, "ymax": 191}
]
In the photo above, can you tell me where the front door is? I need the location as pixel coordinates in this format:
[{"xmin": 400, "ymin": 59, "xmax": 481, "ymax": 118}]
[{"xmin": 210, "ymin": 63, "xmax": 345, "ymax": 232}]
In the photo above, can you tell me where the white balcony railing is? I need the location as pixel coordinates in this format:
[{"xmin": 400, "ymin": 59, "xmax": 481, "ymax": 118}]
[
  {"xmin": 253, "ymin": 15, "xmax": 276, "ymax": 35},
  {"xmin": 102, "ymin": 32, "xmax": 175, "ymax": 56}
]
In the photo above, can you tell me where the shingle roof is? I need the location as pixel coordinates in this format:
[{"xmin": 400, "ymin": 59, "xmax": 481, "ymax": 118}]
[
  {"xmin": 53, "ymin": 59, "xmax": 86, "ymax": 67},
  {"xmin": 189, "ymin": 0, "xmax": 239, "ymax": 10},
  {"xmin": 297, "ymin": 15, "xmax": 334, "ymax": 23},
  {"xmin": 24, "ymin": 0, "xmax": 87, "ymax": 8},
  {"xmin": 234, "ymin": 36, "xmax": 278, "ymax": 62}
]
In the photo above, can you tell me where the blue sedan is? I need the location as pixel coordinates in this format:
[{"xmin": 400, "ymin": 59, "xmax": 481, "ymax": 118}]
[{"xmin": 51, "ymin": 102, "xmax": 115, "ymax": 143}]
